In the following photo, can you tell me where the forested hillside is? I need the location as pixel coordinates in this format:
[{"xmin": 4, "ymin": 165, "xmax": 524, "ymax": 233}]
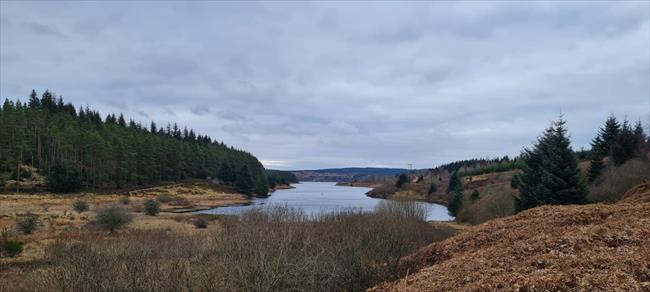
[{"xmin": 0, "ymin": 90, "xmax": 269, "ymax": 195}]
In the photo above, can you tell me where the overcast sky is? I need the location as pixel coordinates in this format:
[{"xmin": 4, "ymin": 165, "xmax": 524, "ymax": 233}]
[{"xmin": 1, "ymin": 2, "xmax": 649, "ymax": 170}]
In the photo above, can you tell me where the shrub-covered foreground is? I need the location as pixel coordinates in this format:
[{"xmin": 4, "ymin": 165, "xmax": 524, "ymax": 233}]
[{"xmin": 30, "ymin": 202, "xmax": 456, "ymax": 291}]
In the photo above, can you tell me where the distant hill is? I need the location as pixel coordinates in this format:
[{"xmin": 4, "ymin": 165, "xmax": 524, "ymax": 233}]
[{"xmin": 291, "ymin": 167, "xmax": 408, "ymax": 182}]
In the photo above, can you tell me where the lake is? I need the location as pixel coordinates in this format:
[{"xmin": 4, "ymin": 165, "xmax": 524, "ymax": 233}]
[{"xmin": 197, "ymin": 181, "xmax": 453, "ymax": 221}]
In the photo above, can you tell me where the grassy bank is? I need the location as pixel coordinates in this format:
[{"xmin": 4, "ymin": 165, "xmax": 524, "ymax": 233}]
[{"xmin": 2, "ymin": 201, "xmax": 458, "ymax": 291}]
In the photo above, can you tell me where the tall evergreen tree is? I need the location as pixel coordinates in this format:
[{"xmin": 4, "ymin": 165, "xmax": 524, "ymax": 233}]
[
  {"xmin": 592, "ymin": 115, "xmax": 621, "ymax": 154},
  {"xmin": 395, "ymin": 173, "xmax": 408, "ymax": 188},
  {"xmin": 511, "ymin": 117, "xmax": 586, "ymax": 212},
  {"xmin": 28, "ymin": 90, "xmax": 40, "ymax": 109},
  {"xmin": 611, "ymin": 120, "xmax": 636, "ymax": 166},
  {"xmin": 235, "ymin": 165, "xmax": 253, "ymax": 195},
  {"xmin": 633, "ymin": 120, "xmax": 648, "ymax": 159},
  {"xmin": 446, "ymin": 172, "xmax": 463, "ymax": 216}
]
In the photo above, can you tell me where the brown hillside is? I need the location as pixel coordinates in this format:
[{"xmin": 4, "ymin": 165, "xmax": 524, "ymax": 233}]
[
  {"xmin": 621, "ymin": 182, "xmax": 650, "ymax": 204},
  {"xmin": 370, "ymin": 194, "xmax": 650, "ymax": 291}
]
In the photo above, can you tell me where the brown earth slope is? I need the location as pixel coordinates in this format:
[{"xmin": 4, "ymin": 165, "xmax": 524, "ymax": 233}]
[{"xmin": 371, "ymin": 187, "xmax": 650, "ymax": 291}]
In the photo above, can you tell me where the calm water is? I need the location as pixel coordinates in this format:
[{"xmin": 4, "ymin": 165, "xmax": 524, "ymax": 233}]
[{"xmin": 197, "ymin": 182, "xmax": 453, "ymax": 221}]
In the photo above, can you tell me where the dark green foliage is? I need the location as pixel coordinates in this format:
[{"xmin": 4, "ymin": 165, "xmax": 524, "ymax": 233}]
[
  {"xmin": 470, "ymin": 189, "xmax": 480, "ymax": 202},
  {"xmin": 446, "ymin": 172, "xmax": 463, "ymax": 216},
  {"xmin": 16, "ymin": 212, "xmax": 39, "ymax": 234},
  {"xmin": 441, "ymin": 155, "xmax": 515, "ymax": 174},
  {"xmin": 395, "ymin": 173, "xmax": 408, "ymax": 188},
  {"xmin": 143, "ymin": 199, "xmax": 161, "ymax": 216},
  {"xmin": 48, "ymin": 161, "xmax": 81, "ymax": 193},
  {"xmin": 1, "ymin": 228, "xmax": 23, "ymax": 258},
  {"xmin": 0, "ymin": 91, "xmax": 268, "ymax": 196},
  {"xmin": 235, "ymin": 165, "xmax": 254, "ymax": 195},
  {"xmin": 72, "ymin": 200, "xmax": 89, "ymax": 213},
  {"xmin": 591, "ymin": 115, "xmax": 621, "ymax": 155},
  {"xmin": 192, "ymin": 218, "xmax": 208, "ymax": 229},
  {"xmin": 588, "ymin": 156, "xmax": 604, "ymax": 183},
  {"xmin": 512, "ymin": 118, "xmax": 586, "ymax": 212},
  {"xmin": 611, "ymin": 120, "xmax": 637, "ymax": 166},
  {"xmin": 94, "ymin": 206, "xmax": 133, "ymax": 233},
  {"xmin": 2, "ymin": 240, "xmax": 23, "ymax": 257},
  {"xmin": 458, "ymin": 159, "xmax": 524, "ymax": 177},
  {"xmin": 587, "ymin": 116, "xmax": 647, "ymax": 182},
  {"xmin": 266, "ymin": 169, "xmax": 298, "ymax": 188},
  {"xmin": 427, "ymin": 182, "xmax": 437, "ymax": 194},
  {"xmin": 446, "ymin": 172, "xmax": 462, "ymax": 194}
]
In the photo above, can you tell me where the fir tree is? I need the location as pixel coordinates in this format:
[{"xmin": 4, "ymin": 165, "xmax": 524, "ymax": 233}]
[
  {"xmin": 592, "ymin": 115, "xmax": 621, "ymax": 154},
  {"xmin": 235, "ymin": 165, "xmax": 253, "ymax": 195},
  {"xmin": 611, "ymin": 120, "xmax": 636, "ymax": 166},
  {"xmin": 28, "ymin": 90, "xmax": 40, "ymax": 109},
  {"xmin": 117, "ymin": 114, "xmax": 126, "ymax": 127},
  {"xmin": 446, "ymin": 172, "xmax": 463, "ymax": 216},
  {"xmin": 511, "ymin": 117, "xmax": 586, "ymax": 212},
  {"xmin": 395, "ymin": 173, "xmax": 408, "ymax": 188}
]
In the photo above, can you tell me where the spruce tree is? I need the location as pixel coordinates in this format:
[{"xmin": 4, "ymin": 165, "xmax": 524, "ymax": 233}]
[
  {"xmin": 235, "ymin": 165, "xmax": 253, "ymax": 195},
  {"xmin": 446, "ymin": 172, "xmax": 463, "ymax": 216},
  {"xmin": 633, "ymin": 120, "xmax": 648, "ymax": 159},
  {"xmin": 587, "ymin": 155, "xmax": 604, "ymax": 183},
  {"xmin": 611, "ymin": 120, "xmax": 636, "ymax": 166},
  {"xmin": 592, "ymin": 115, "xmax": 621, "ymax": 154},
  {"xmin": 28, "ymin": 90, "xmax": 40, "ymax": 109},
  {"xmin": 395, "ymin": 173, "xmax": 408, "ymax": 188},
  {"xmin": 511, "ymin": 117, "xmax": 586, "ymax": 212}
]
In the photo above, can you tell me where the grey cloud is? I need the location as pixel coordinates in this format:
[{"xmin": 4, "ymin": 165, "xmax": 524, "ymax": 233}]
[
  {"xmin": 190, "ymin": 105, "xmax": 211, "ymax": 116},
  {"xmin": 1, "ymin": 1, "xmax": 648, "ymax": 170}
]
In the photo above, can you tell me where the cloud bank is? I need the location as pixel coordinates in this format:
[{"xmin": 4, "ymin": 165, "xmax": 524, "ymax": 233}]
[{"xmin": 1, "ymin": 2, "xmax": 649, "ymax": 169}]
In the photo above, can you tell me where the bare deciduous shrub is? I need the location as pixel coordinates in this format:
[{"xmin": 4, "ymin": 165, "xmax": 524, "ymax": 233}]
[
  {"xmin": 457, "ymin": 191, "xmax": 515, "ymax": 225},
  {"xmin": 31, "ymin": 205, "xmax": 457, "ymax": 291},
  {"xmin": 375, "ymin": 200, "xmax": 428, "ymax": 220},
  {"xmin": 588, "ymin": 159, "xmax": 650, "ymax": 203},
  {"xmin": 16, "ymin": 212, "xmax": 39, "ymax": 234},
  {"xmin": 93, "ymin": 206, "xmax": 133, "ymax": 233}
]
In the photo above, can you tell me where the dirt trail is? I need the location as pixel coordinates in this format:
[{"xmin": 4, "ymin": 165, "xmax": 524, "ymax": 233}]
[{"xmin": 371, "ymin": 184, "xmax": 650, "ymax": 291}]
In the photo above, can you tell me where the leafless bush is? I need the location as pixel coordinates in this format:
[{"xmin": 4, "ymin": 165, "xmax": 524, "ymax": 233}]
[
  {"xmin": 457, "ymin": 191, "xmax": 515, "ymax": 225},
  {"xmin": 588, "ymin": 159, "xmax": 650, "ymax": 203},
  {"xmin": 375, "ymin": 199, "xmax": 428, "ymax": 221},
  {"xmin": 31, "ymin": 205, "xmax": 457, "ymax": 292}
]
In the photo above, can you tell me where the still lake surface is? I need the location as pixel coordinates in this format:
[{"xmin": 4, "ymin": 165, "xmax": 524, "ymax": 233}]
[{"xmin": 198, "ymin": 182, "xmax": 453, "ymax": 221}]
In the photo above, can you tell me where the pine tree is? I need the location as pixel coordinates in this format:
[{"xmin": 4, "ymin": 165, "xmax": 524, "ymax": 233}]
[
  {"xmin": 611, "ymin": 120, "xmax": 636, "ymax": 166},
  {"xmin": 511, "ymin": 117, "xmax": 586, "ymax": 212},
  {"xmin": 633, "ymin": 120, "xmax": 648, "ymax": 159},
  {"xmin": 592, "ymin": 115, "xmax": 621, "ymax": 155},
  {"xmin": 587, "ymin": 155, "xmax": 604, "ymax": 183},
  {"xmin": 28, "ymin": 90, "xmax": 40, "ymax": 109},
  {"xmin": 117, "ymin": 114, "xmax": 126, "ymax": 127},
  {"xmin": 235, "ymin": 165, "xmax": 253, "ymax": 195},
  {"xmin": 395, "ymin": 173, "xmax": 408, "ymax": 188},
  {"xmin": 446, "ymin": 172, "xmax": 463, "ymax": 216}
]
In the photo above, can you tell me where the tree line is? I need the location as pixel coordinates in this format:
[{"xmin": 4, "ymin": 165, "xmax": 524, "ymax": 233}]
[
  {"xmin": 265, "ymin": 169, "xmax": 298, "ymax": 189},
  {"xmin": 0, "ymin": 90, "xmax": 269, "ymax": 195},
  {"xmin": 445, "ymin": 114, "xmax": 648, "ymax": 216}
]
